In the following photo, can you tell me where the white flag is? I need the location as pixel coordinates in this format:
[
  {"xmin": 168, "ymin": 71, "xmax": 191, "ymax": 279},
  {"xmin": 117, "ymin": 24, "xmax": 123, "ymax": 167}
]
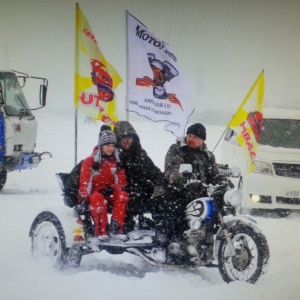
[{"xmin": 126, "ymin": 12, "xmax": 195, "ymax": 137}]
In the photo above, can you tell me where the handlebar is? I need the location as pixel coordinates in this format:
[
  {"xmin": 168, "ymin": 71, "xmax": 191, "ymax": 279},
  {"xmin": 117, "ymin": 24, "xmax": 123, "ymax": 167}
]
[
  {"xmin": 184, "ymin": 179, "xmax": 201, "ymax": 187},
  {"xmin": 184, "ymin": 179, "xmax": 235, "ymax": 198}
]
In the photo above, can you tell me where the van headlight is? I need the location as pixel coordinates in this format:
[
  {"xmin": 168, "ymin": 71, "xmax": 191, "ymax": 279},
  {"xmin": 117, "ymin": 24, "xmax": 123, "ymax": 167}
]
[
  {"xmin": 253, "ymin": 160, "xmax": 274, "ymax": 175},
  {"xmin": 224, "ymin": 190, "xmax": 242, "ymax": 207}
]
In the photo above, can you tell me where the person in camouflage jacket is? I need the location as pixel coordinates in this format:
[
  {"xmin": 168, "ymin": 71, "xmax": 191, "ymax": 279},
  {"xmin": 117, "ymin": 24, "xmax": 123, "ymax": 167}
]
[
  {"xmin": 153, "ymin": 123, "xmax": 220, "ymax": 250},
  {"xmin": 165, "ymin": 123, "xmax": 220, "ymax": 200}
]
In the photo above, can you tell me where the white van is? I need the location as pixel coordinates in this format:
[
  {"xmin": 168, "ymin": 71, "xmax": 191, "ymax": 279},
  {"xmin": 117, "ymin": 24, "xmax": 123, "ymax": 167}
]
[{"xmin": 222, "ymin": 108, "xmax": 300, "ymax": 216}]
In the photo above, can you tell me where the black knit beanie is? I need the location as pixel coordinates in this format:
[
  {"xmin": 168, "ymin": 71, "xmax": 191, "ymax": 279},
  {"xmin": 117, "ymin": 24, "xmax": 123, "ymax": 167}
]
[
  {"xmin": 100, "ymin": 124, "xmax": 111, "ymax": 132},
  {"xmin": 186, "ymin": 123, "xmax": 206, "ymax": 140}
]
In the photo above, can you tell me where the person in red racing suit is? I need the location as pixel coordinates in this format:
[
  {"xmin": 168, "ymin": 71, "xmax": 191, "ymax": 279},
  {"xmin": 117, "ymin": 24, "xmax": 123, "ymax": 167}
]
[{"xmin": 78, "ymin": 130, "xmax": 129, "ymax": 238}]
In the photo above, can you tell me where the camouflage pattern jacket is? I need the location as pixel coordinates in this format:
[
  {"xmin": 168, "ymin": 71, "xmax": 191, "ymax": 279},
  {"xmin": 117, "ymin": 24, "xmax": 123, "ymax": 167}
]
[{"xmin": 164, "ymin": 142, "xmax": 220, "ymax": 189}]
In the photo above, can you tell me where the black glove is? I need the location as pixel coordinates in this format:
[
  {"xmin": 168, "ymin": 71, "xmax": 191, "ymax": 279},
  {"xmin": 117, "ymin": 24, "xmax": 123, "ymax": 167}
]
[
  {"xmin": 183, "ymin": 181, "xmax": 205, "ymax": 200},
  {"xmin": 92, "ymin": 162, "xmax": 100, "ymax": 171},
  {"xmin": 99, "ymin": 186, "xmax": 114, "ymax": 198},
  {"xmin": 152, "ymin": 185, "xmax": 166, "ymax": 198},
  {"xmin": 172, "ymin": 174, "xmax": 187, "ymax": 187},
  {"xmin": 75, "ymin": 199, "xmax": 89, "ymax": 215},
  {"xmin": 213, "ymin": 175, "xmax": 228, "ymax": 185}
]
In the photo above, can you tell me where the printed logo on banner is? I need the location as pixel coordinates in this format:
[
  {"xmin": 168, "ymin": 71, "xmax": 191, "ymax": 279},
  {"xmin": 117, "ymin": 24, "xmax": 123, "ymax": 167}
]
[{"xmin": 136, "ymin": 53, "xmax": 183, "ymax": 110}]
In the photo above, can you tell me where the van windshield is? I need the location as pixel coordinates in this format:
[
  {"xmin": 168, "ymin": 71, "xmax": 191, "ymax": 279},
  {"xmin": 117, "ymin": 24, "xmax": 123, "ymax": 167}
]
[{"xmin": 260, "ymin": 119, "xmax": 300, "ymax": 149}]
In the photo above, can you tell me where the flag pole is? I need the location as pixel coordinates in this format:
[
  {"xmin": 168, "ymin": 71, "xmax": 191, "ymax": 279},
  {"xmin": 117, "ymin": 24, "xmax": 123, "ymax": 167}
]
[
  {"xmin": 212, "ymin": 127, "xmax": 228, "ymax": 154},
  {"xmin": 74, "ymin": 3, "xmax": 80, "ymax": 166},
  {"xmin": 75, "ymin": 109, "xmax": 78, "ymax": 165},
  {"xmin": 125, "ymin": 10, "xmax": 129, "ymax": 122}
]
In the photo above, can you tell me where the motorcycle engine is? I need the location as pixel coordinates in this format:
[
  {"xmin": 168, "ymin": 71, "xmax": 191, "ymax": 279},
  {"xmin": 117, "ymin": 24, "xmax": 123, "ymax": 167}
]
[{"xmin": 168, "ymin": 226, "xmax": 207, "ymax": 257}]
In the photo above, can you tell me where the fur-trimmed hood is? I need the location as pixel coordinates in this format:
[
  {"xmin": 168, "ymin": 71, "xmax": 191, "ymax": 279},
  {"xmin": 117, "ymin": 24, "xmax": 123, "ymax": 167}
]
[{"xmin": 113, "ymin": 121, "xmax": 142, "ymax": 152}]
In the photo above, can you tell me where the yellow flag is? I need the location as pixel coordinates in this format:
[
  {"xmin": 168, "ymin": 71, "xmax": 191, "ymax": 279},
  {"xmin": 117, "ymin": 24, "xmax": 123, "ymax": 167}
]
[
  {"xmin": 228, "ymin": 70, "xmax": 264, "ymax": 172},
  {"xmin": 74, "ymin": 3, "xmax": 122, "ymax": 125}
]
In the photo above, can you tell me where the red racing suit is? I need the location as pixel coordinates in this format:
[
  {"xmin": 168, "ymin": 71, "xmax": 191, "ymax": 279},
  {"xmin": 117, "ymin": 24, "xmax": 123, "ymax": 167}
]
[{"xmin": 78, "ymin": 154, "xmax": 129, "ymax": 236}]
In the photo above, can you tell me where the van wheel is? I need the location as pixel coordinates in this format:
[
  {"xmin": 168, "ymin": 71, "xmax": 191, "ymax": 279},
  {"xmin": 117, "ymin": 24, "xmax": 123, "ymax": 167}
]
[{"xmin": 0, "ymin": 168, "xmax": 7, "ymax": 191}]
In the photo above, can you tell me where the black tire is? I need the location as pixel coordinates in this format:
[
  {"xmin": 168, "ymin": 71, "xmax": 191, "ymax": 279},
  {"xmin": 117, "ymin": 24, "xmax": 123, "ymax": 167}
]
[
  {"xmin": 30, "ymin": 212, "xmax": 82, "ymax": 269},
  {"xmin": 218, "ymin": 222, "xmax": 270, "ymax": 284},
  {"xmin": 0, "ymin": 168, "xmax": 7, "ymax": 191}
]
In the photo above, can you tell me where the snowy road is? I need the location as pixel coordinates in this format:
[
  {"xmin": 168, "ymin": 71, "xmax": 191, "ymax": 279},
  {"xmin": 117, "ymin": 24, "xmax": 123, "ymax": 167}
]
[{"xmin": 0, "ymin": 112, "xmax": 299, "ymax": 300}]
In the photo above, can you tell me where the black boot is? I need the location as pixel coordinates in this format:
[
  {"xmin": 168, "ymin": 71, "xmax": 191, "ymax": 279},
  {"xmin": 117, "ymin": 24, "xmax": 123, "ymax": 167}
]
[
  {"xmin": 108, "ymin": 220, "xmax": 127, "ymax": 241},
  {"xmin": 123, "ymin": 214, "xmax": 136, "ymax": 234},
  {"xmin": 108, "ymin": 219, "xmax": 121, "ymax": 235},
  {"xmin": 138, "ymin": 215, "xmax": 155, "ymax": 230}
]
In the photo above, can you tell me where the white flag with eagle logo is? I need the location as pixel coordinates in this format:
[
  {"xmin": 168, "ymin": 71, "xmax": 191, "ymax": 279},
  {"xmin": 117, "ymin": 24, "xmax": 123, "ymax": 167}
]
[{"xmin": 126, "ymin": 12, "xmax": 195, "ymax": 137}]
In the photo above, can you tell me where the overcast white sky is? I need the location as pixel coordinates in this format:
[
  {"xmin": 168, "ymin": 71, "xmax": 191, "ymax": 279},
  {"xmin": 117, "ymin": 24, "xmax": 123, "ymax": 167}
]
[{"xmin": 1, "ymin": 0, "xmax": 300, "ymax": 123}]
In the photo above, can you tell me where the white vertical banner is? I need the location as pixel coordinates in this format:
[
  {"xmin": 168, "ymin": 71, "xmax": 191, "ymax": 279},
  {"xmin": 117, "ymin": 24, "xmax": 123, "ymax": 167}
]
[{"xmin": 126, "ymin": 12, "xmax": 195, "ymax": 137}]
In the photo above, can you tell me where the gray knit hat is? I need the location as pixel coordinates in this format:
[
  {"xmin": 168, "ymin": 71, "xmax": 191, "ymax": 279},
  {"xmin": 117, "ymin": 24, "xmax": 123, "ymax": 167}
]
[{"xmin": 93, "ymin": 130, "xmax": 118, "ymax": 164}]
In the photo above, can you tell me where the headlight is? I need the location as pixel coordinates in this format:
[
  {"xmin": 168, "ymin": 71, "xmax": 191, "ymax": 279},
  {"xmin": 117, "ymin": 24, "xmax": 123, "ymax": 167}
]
[
  {"xmin": 251, "ymin": 194, "xmax": 260, "ymax": 202},
  {"xmin": 224, "ymin": 190, "xmax": 242, "ymax": 207},
  {"xmin": 253, "ymin": 160, "xmax": 274, "ymax": 175}
]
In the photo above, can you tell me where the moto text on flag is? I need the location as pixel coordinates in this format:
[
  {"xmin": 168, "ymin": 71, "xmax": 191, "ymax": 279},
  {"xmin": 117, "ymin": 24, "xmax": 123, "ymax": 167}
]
[{"xmin": 126, "ymin": 12, "xmax": 194, "ymax": 137}]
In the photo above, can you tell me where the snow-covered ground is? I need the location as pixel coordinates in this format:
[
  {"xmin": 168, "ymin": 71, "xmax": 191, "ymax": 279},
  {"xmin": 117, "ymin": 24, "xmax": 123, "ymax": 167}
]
[{"xmin": 1, "ymin": 111, "xmax": 300, "ymax": 300}]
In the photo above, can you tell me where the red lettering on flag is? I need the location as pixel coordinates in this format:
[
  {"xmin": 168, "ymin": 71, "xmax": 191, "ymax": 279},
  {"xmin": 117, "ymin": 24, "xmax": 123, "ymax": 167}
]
[
  {"xmin": 240, "ymin": 121, "xmax": 256, "ymax": 161},
  {"xmin": 80, "ymin": 92, "xmax": 104, "ymax": 111},
  {"xmin": 82, "ymin": 28, "xmax": 97, "ymax": 44}
]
